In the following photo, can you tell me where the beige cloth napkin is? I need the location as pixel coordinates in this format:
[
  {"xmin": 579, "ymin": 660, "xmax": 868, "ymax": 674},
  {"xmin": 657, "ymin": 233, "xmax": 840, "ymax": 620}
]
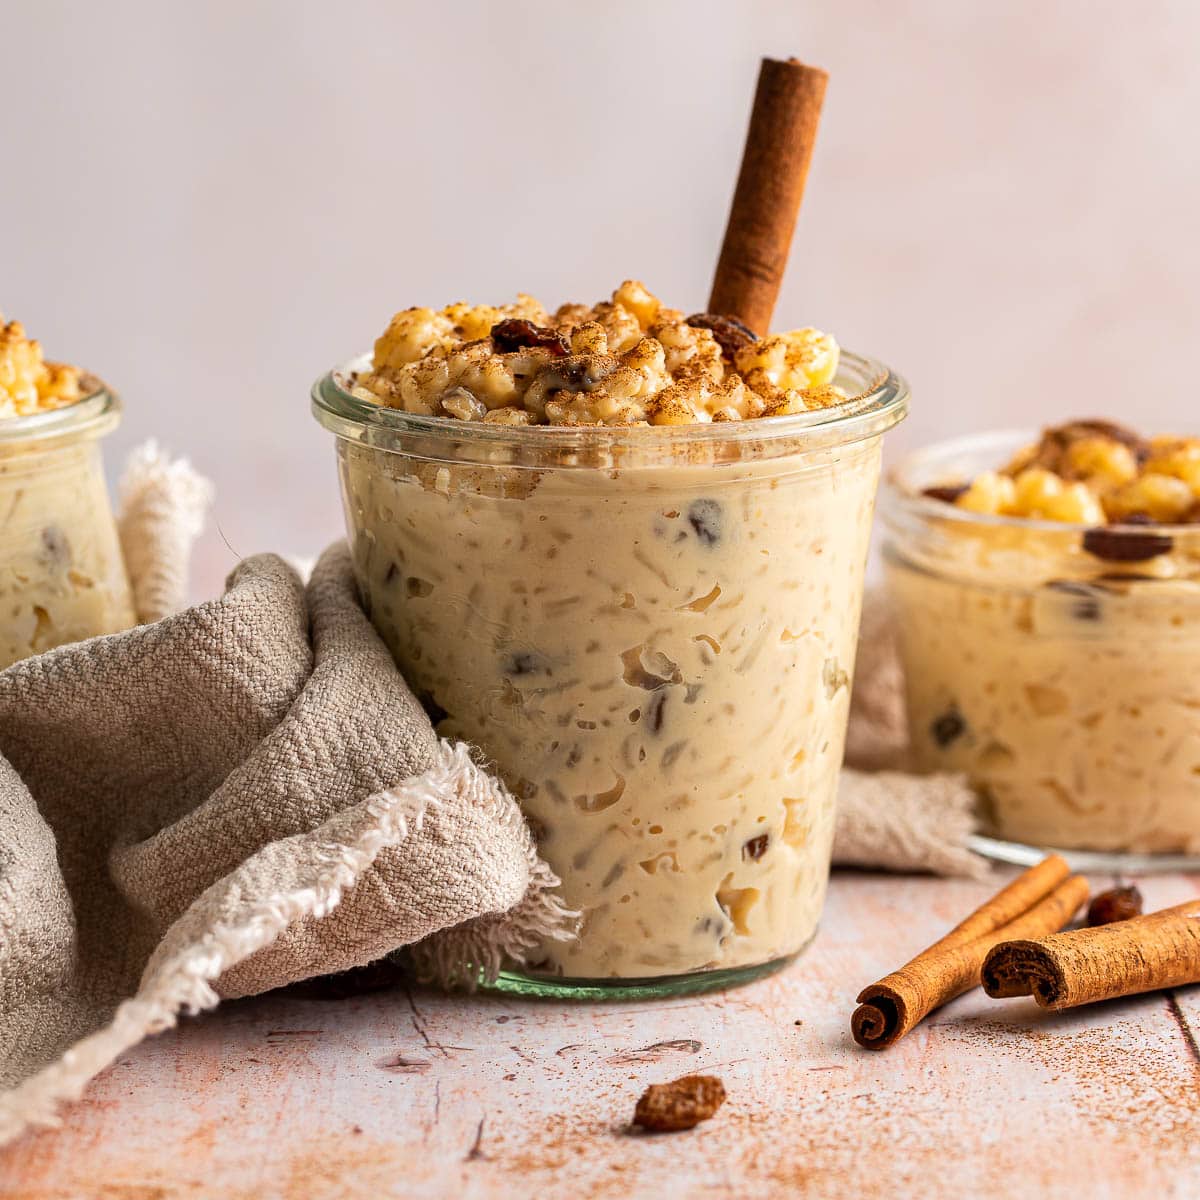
[
  {"xmin": 117, "ymin": 440, "xmax": 215, "ymax": 623},
  {"xmin": 0, "ymin": 455, "xmax": 572, "ymax": 1145},
  {"xmin": 0, "ymin": 450, "xmax": 979, "ymax": 1145},
  {"xmin": 837, "ymin": 589, "xmax": 986, "ymax": 880}
]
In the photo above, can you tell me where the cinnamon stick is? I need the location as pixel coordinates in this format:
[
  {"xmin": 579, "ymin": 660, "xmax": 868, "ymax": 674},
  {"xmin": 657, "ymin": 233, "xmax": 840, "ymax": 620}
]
[
  {"xmin": 851, "ymin": 856, "xmax": 1089, "ymax": 1050},
  {"xmin": 982, "ymin": 897, "xmax": 1200, "ymax": 1010},
  {"xmin": 708, "ymin": 57, "xmax": 828, "ymax": 335}
]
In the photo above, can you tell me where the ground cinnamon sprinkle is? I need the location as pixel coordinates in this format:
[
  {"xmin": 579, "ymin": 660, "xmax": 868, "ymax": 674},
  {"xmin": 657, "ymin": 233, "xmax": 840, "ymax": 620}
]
[
  {"xmin": 721, "ymin": 1017, "xmax": 1200, "ymax": 1196},
  {"xmin": 466, "ymin": 1027, "xmax": 1200, "ymax": 1198},
  {"xmin": 936, "ymin": 1017, "xmax": 1200, "ymax": 1142}
]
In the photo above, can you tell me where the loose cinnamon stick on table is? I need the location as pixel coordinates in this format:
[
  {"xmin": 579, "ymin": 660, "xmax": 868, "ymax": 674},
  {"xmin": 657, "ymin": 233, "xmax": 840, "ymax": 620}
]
[
  {"xmin": 982, "ymin": 897, "xmax": 1200, "ymax": 1010},
  {"xmin": 708, "ymin": 57, "xmax": 828, "ymax": 335},
  {"xmin": 851, "ymin": 855, "xmax": 1089, "ymax": 1050}
]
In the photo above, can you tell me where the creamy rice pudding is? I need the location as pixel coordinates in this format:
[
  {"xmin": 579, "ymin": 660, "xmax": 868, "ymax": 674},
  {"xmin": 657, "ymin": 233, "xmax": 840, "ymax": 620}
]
[
  {"xmin": 887, "ymin": 423, "xmax": 1200, "ymax": 856},
  {"xmin": 0, "ymin": 316, "xmax": 134, "ymax": 669},
  {"xmin": 316, "ymin": 282, "xmax": 908, "ymax": 985}
]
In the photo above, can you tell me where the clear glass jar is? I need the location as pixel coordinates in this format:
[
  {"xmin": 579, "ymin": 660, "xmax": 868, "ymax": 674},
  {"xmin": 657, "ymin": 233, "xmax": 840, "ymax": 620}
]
[
  {"xmin": 0, "ymin": 385, "xmax": 136, "ymax": 670},
  {"xmin": 314, "ymin": 352, "xmax": 908, "ymax": 996},
  {"xmin": 884, "ymin": 431, "xmax": 1200, "ymax": 872}
]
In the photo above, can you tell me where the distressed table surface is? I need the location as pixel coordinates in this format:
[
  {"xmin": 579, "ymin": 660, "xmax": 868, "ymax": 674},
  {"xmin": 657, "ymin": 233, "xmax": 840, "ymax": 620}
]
[{"xmin": 2, "ymin": 870, "xmax": 1198, "ymax": 1200}]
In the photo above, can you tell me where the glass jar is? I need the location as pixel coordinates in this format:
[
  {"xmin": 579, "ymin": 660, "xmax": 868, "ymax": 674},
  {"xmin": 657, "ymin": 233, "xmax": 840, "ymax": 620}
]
[
  {"xmin": 0, "ymin": 385, "xmax": 136, "ymax": 670},
  {"xmin": 884, "ymin": 431, "xmax": 1200, "ymax": 872},
  {"xmin": 314, "ymin": 352, "xmax": 908, "ymax": 996}
]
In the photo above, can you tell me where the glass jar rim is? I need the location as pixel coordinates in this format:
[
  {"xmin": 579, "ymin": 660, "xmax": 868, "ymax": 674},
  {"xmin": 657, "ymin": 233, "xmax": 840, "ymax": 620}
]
[
  {"xmin": 886, "ymin": 428, "xmax": 1200, "ymax": 535},
  {"xmin": 311, "ymin": 348, "xmax": 909, "ymax": 456},
  {"xmin": 0, "ymin": 377, "xmax": 121, "ymax": 447}
]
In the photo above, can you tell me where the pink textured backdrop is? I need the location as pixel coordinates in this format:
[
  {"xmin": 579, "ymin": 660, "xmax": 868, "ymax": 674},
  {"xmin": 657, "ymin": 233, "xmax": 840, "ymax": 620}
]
[{"xmin": 4, "ymin": 1, "xmax": 1199, "ymax": 598}]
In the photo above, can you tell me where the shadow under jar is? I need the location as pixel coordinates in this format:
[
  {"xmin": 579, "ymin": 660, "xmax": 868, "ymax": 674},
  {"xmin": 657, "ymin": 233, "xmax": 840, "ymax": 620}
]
[
  {"xmin": 314, "ymin": 352, "xmax": 908, "ymax": 996},
  {"xmin": 0, "ymin": 385, "xmax": 135, "ymax": 671},
  {"xmin": 885, "ymin": 431, "xmax": 1200, "ymax": 873}
]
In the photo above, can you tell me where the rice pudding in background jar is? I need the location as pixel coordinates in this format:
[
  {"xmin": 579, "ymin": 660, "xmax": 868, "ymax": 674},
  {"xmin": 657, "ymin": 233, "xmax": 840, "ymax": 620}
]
[
  {"xmin": 885, "ymin": 422, "xmax": 1200, "ymax": 871},
  {"xmin": 313, "ymin": 281, "xmax": 908, "ymax": 996},
  {"xmin": 0, "ymin": 317, "xmax": 135, "ymax": 670}
]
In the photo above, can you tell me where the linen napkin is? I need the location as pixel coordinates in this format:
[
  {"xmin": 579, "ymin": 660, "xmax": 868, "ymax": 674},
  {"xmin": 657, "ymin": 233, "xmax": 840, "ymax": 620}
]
[
  {"xmin": 0, "ymin": 449, "xmax": 980, "ymax": 1145},
  {"xmin": 0, "ymin": 455, "xmax": 572, "ymax": 1145},
  {"xmin": 837, "ymin": 589, "xmax": 985, "ymax": 879}
]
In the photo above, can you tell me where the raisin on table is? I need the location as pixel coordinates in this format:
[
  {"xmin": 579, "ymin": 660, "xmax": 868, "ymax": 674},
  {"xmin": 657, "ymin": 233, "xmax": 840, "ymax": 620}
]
[
  {"xmin": 632, "ymin": 1074, "xmax": 726, "ymax": 1133},
  {"xmin": 1087, "ymin": 885, "xmax": 1143, "ymax": 926}
]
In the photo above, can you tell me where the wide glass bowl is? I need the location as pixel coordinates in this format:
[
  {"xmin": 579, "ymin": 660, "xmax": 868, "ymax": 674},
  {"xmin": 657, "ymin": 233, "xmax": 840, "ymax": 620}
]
[
  {"xmin": 314, "ymin": 351, "xmax": 909, "ymax": 995},
  {"xmin": 884, "ymin": 430, "xmax": 1200, "ymax": 873}
]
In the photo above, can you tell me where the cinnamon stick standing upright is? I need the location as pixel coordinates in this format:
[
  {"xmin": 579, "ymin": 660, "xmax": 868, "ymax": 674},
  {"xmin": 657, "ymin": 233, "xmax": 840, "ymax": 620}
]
[
  {"xmin": 708, "ymin": 57, "xmax": 828, "ymax": 335},
  {"xmin": 982, "ymin": 898, "xmax": 1200, "ymax": 1010},
  {"xmin": 851, "ymin": 855, "xmax": 1089, "ymax": 1050}
]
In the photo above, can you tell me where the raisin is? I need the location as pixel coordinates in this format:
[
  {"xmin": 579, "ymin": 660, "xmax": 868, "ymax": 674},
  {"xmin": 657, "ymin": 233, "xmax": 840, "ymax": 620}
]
[
  {"xmin": 684, "ymin": 312, "xmax": 759, "ymax": 360},
  {"xmin": 687, "ymin": 499, "xmax": 722, "ymax": 547},
  {"xmin": 602, "ymin": 861, "xmax": 625, "ymax": 888},
  {"xmin": 40, "ymin": 526, "xmax": 70, "ymax": 567},
  {"xmin": 1082, "ymin": 516, "xmax": 1174, "ymax": 563},
  {"xmin": 632, "ymin": 1074, "xmax": 726, "ymax": 1133},
  {"xmin": 489, "ymin": 319, "xmax": 569, "ymax": 356},
  {"xmin": 1087, "ymin": 885, "xmax": 1143, "ymax": 926},
  {"xmin": 931, "ymin": 708, "xmax": 966, "ymax": 747},
  {"xmin": 1044, "ymin": 580, "xmax": 1106, "ymax": 622},
  {"xmin": 505, "ymin": 652, "xmax": 546, "ymax": 676},
  {"xmin": 644, "ymin": 690, "xmax": 668, "ymax": 734},
  {"xmin": 921, "ymin": 484, "xmax": 968, "ymax": 505},
  {"xmin": 1031, "ymin": 420, "xmax": 1151, "ymax": 473},
  {"xmin": 743, "ymin": 834, "xmax": 769, "ymax": 861}
]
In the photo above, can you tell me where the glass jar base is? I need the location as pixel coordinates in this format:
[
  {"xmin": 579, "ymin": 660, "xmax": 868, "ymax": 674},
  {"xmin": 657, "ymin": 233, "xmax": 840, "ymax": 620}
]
[
  {"xmin": 484, "ymin": 942, "xmax": 808, "ymax": 1001},
  {"xmin": 969, "ymin": 834, "xmax": 1200, "ymax": 875}
]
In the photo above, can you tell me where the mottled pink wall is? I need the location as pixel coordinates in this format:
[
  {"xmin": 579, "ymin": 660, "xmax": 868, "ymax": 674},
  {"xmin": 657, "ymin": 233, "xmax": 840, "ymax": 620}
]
[{"xmin": 5, "ymin": 1, "xmax": 1198, "ymax": 597}]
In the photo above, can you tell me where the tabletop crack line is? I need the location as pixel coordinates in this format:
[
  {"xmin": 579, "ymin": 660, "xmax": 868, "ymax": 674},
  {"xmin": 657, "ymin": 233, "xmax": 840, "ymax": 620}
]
[
  {"xmin": 464, "ymin": 1114, "xmax": 489, "ymax": 1162},
  {"xmin": 1165, "ymin": 990, "xmax": 1200, "ymax": 1066},
  {"xmin": 403, "ymin": 983, "xmax": 451, "ymax": 1059},
  {"xmin": 424, "ymin": 1079, "xmax": 442, "ymax": 1144}
]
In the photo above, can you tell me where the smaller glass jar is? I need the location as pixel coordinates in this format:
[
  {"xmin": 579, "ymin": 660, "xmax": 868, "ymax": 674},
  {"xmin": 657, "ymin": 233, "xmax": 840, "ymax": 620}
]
[
  {"xmin": 884, "ymin": 431, "xmax": 1200, "ymax": 871},
  {"xmin": 0, "ymin": 384, "xmax": 136, "ymax": 670}
]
